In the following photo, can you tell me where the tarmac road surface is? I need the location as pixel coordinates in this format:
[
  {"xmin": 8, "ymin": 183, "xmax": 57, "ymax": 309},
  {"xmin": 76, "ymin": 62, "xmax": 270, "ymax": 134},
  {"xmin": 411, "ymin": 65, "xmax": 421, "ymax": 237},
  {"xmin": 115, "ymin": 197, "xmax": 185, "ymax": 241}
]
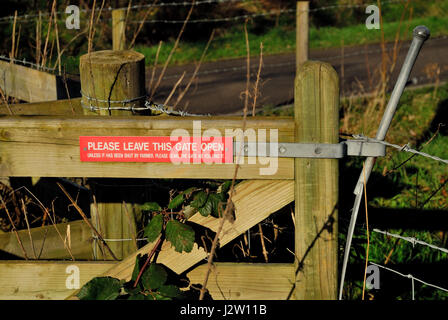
[{"xmin": 148, "ymin": 36, "xmax": 448, "ymax": 115}]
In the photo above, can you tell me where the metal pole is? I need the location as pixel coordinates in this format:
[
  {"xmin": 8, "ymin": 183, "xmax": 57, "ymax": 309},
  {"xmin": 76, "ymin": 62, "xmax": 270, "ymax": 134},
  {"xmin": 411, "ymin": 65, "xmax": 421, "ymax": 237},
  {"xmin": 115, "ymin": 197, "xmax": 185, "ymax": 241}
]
[{"xmin": 338, "ymin": 25, "xmax": 430, "ymax": 300}]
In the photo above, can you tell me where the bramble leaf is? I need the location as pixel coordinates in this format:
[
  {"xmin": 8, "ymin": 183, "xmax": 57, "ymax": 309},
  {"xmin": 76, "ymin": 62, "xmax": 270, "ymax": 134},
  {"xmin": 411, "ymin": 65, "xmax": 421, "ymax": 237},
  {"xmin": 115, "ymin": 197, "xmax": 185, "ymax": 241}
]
[
  {"xmin": 190, "ymin": 191, "xmax": 208, "ymax": 209},
  {"xmin": 208, "ymin": 193, "xmax": 223, "ymax": 217},
  {"xmin": 144, "ymin": 214, "xmax": 163, "ymax": 242},
  {"xmin": 77, "ymin": 277, "xmax": 121, "ymax": 300},
  {"xmin": 198, "ymin": 199, "xmax": 213, "ymax": 217},
  {"xmin": 141, "ymin": 202, "xmax": 162, "ymax": 212},
  {"xmin": 131, "ymin": 254, "xmax": 141, "ymax": 282},
  {"xmin": 182, "ymin": 187, "xmax": 198, "ymax": 197},
  {"xmin": 168, "ymin": 194, "xmax": 184, "ymax": 209},
  {"xmin": 218, "ymin": 181, "xmax": 232, "ymax": 194},
  {"xmin": 127, "ymin": 293, "xmax": 145, "ymax": 300},
  {"xmin": 158, "ymin": 284, "xmax": 183, "ymax": 298},
  {"xmin": 183, "ymin": 205, "xmax": 197, "ymax": 219},
  {"xmin": 166, "ymin": 220, "xmax": 195, "ymax": 253},
  {"xmin": 141, "ymin": 263, "xmax": 167, "ymax": 290},
  {"xmin": 153, "ymin": 293, "xmax": 172, "ymax": 300}
]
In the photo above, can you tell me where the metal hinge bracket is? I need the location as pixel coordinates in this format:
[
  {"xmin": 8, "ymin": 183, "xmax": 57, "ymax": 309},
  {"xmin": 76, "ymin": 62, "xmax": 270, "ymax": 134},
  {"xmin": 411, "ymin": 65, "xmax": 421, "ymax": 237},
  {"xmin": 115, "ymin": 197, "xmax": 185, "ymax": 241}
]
[{"xmin": 233, "ymin": 140, "xmax": 386, "ymax": 159}]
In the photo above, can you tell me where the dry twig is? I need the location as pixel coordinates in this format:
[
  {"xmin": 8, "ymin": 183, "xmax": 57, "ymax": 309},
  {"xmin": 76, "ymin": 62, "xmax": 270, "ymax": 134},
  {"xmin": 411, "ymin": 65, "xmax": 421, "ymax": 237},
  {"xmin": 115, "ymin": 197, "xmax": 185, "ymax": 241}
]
[{"xmin": 57, "ymin": 182, "xmax": 119, "ymax": 261}]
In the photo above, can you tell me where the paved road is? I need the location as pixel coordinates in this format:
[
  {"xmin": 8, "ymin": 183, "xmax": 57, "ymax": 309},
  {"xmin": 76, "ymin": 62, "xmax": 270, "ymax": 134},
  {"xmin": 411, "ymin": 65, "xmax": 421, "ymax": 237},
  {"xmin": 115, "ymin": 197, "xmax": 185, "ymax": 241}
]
[{"xmin": 148, "ymin": 36, "xmax": 448, "ymax": 115}]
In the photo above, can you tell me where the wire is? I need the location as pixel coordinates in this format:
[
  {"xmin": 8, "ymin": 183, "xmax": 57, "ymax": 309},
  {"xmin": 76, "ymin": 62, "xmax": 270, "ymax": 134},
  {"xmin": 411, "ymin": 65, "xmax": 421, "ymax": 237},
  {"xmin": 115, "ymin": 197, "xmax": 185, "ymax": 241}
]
[
  {"xmin": 372, "ymin": 228, "xmax": 448, "ymax": 254},
  {"xmin": 370, "ymin": 262, "xmax": 448, "ymax": 295},
  {"xmin": 352, "ymin": 134, "xmax": 448, "ymax": 165}
]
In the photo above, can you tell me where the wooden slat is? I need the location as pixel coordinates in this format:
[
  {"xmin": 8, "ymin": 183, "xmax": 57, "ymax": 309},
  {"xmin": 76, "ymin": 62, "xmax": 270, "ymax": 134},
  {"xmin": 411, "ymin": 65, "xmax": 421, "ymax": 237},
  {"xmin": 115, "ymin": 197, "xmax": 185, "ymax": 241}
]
[
  {"xmin": 0, "ymin": 98, "xmax": 84, "ymax": 116},
  {"xmin": 187, "ymin": 263, "xmax": 294, "ymax": 300},
  {"xmin": 0, "ymin": 261, "xmax": 293, "ymax": 300},
  {"xmin": 0, "ymin": 261, "xmax": 115, "ymax": 300},
  {"xmin": 0, "ymin": 116, "xmax": 295, "ymax": 179},
  {"xmin": 0, "ymin": 220, "xmax": 93, "ymax": 260},
  {"xmin": 0, "ymin": 61, "xmax": 58, "ymax": 102},
  {"xmin": 66, "ymin": 179, "xmax": 295, "ymax": 299}
]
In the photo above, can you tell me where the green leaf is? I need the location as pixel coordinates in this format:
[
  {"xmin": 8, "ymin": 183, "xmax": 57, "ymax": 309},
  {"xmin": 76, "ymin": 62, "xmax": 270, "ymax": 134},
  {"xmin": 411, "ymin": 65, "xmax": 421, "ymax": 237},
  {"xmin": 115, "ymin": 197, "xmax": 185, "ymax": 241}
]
[
  {"xmin": 219, "ymin": 181, "xmax": 232, "ymax": 194},
  {"xmin": 190, "ymin": 191, "xmax": 208, "ymax": 209},
  {"xmin": 166, "ymin": 220, "xmax": 195, "ymax": 253},
  {"xmin": 168, "ymin": 194, "xmax": 184, "ymax": 210},
  {"xmin": 158, "ymin": 284, "xmax": 183, "ymax": 299},
  {"xmin": 123, "ymin": 284, "xmax": 141, "ymax": 295},
  {"xmin": 127, "ymin": 293, "xmax": 145, "ymax": 300},
  {"xmin": 198, "ymin": 199, "xmax": 213, "ymax": 217},
  {"xmin": 141, "ymin": 263, "xmax": 167, "ymax": 290},
  {"xmin": 144, "ymin": 214, "xmax": 163, "ymax": 242},
  {"xmin": 153, "ymin": 293, "xmax": 172, "ymax": 300},
  {"xmin": 182, "ymin": 187, "xmax": 198, "ymax": 197},
  {"xmin": 77, "ymin": 277, "xmax": 122, "ymax": 300},
  {"xmin": 183, "ymin": 205, "xmax": 197, "ymax": 220},
  {"xmin": 140, "ymin": 202, "xmax": 162, "ymax": 212},
  {"xmin": 208, "ymin": 193, "xmax": 223, "ymax": 217},
  {"xmin": 131, "ymin": 254, "xmax": 141, "ymax": 282}
]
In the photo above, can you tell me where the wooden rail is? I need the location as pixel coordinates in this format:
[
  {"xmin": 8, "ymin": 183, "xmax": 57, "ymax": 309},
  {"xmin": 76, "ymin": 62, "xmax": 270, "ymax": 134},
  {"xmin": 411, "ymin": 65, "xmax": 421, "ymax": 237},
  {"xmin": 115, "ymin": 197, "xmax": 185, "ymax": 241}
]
[
  {"xmin": 0, "ymin": 116, "xmax": 295, "ymax": 179},
  {"xmin": 0, "ymin": 261, "xmax": 294, "ymax": 300},
  {"xmin": 0, "ymin": 61, "xmax": 80, "ymax": 103}
]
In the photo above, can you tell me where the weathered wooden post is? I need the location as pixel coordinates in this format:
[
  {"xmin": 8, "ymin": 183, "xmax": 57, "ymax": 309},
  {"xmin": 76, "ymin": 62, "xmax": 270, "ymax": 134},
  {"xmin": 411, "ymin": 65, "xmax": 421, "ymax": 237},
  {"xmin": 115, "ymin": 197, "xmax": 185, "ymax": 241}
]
[
  {"xmin": 80, "ymin": 50, "xmax": 145, "ymax": 116},
  {"xmin": 293, "ymin": 61, "xmax": 339, "ymax": 299},
  {"xmin": 79, "ymin": 50, "xmax": 145, "ymax": 259},
  {"xmin": 112, "ymin": 9, "xmax": 126, "ymax": 51},
  {"xmin": 296, "ymin": 1, "xmax": 309, "ymax": 66}
]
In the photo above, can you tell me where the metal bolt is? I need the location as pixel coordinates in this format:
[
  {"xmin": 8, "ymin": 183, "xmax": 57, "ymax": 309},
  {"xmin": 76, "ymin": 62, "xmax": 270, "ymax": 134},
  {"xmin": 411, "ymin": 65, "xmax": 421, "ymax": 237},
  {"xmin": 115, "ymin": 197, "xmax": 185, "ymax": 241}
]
[
  {"xmin": 279, "ymin": 146, "xmax": 287, "ymax": 154},
  {"xmin": 243, "ymin": 145, "xmax": 249, "ymax": 153},
  {"xmin": 314, "ymin": 147, "xmax": 322, "ymax": 154}
]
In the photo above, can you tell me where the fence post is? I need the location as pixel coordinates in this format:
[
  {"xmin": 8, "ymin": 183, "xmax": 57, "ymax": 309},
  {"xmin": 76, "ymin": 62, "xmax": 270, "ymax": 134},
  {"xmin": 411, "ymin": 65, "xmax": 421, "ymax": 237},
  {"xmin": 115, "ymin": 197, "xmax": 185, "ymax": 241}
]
[
  {"xmin": 296, "ymin": 1, "xmax": 309, "ymax": 67},
  {"xmin": 79, "ymin": 50, "xmax": 146, "ymax": 259},
  {"xmin": 293, "ymin": 61, "xmax": 339, "ymax": 299},
  {"xmin": 112, "ymin": 9, "xmax": 126, "ymax": 50}
]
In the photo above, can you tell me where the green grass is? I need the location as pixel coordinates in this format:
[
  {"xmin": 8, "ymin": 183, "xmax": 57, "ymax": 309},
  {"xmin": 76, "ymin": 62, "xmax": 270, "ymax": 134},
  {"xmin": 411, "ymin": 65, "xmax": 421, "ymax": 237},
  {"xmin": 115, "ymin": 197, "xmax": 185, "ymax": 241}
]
[
  {"xmin": 347, "ymin": 84, "xmax": 448, "ymax": 300},
  {"xmin": 134, "ymin": 15, "xmax": 448, "ymax": 67},
  {"xmin": 261, "ymin": 82, "xmax": 448, "ymax": 300}
]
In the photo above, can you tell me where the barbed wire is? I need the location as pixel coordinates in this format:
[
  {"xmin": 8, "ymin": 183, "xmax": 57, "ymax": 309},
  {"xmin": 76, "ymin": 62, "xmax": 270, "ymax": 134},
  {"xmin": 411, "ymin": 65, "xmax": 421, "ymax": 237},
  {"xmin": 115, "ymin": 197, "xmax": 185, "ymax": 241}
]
[
  {"xmin": 0, "ymin": 0, "xmax": 409, "ymax": 24},
  {"xmin": 81, "ymin": 95, "xmax": 211, "ymax": 117},
  {"xmin": 372, "ymin": 228, "xmax": 448, "ymax": 254},
  {"xmin": 0, "ymin": 0, "xmax": 242, "ymax": 23},
  {"xmin": 352, "ymin": 134, "xmax": 448, "ymax": 165},
  {"xmin": 0, "ymin": 55, "xmax": 57, "ymax": 72},
  {"xmin": 369, "ymin": 262, "xmax": 448, "ymax": 299},
  {"xmin": 129, "ymin": 8, "xmax": 295, "ymax": 24},
  {"xmin": 93, "ymin": 235, "xmax": 148, "ymax": 242}
]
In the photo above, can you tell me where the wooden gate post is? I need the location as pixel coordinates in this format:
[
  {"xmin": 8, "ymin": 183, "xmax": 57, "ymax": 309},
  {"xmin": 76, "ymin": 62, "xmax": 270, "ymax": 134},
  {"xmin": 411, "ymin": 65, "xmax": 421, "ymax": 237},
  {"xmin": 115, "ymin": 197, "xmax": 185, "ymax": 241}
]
[
  {"xmin": 293, "ymin": 61, "xmax": 339, "ymax": 299},
  {"xmin": 296, "ymin": 1, "xmax": 309, "ymax": 66},
  {"xmin": 79, "ymin": 50, "xmax": 146, "ymax": 260},
  {"xmin": 112, "ymin": 9, "xmax": 126, "ymax": 51}
]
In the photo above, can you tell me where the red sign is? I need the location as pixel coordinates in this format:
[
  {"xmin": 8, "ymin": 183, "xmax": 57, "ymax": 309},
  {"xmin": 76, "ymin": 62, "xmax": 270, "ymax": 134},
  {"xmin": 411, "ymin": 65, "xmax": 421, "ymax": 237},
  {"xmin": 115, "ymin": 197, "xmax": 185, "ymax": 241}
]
[{"xmin": 79, "ymin": 136, "xmax": 233, "ymax": 164}]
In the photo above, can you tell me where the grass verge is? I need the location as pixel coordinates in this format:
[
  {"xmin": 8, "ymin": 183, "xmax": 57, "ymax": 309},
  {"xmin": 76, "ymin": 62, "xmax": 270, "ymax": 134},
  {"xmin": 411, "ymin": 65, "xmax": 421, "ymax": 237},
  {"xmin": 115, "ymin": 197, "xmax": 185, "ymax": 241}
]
[{"xmin": 134, "ymin": 15, "xmax": 448, "ymax": 67}]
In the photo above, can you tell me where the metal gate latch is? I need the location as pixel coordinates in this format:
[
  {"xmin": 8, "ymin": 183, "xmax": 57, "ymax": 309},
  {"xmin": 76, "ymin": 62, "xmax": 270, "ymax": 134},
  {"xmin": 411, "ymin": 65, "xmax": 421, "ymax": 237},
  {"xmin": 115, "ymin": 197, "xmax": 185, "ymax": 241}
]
[{"xmin": 233, "ymin": 140, "xmax": 386, "ymax": 159}]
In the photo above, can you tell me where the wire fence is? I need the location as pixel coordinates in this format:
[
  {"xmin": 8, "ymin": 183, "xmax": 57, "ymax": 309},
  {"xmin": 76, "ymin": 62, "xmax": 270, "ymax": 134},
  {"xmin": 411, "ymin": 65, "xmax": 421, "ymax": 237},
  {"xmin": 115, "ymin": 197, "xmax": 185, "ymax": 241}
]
[
  {"xmin": 0, "ymin": 0, "xmax": 405, "ymax": 24},
  {"xmin": 340, "ymin": 129, "xmax": 448, "ymax": 300},
  {"xmin": 369, "ymin": 262, "xmax": 448, "ymax": 300},
  {"xmin": 0, "ymin": 0, "xmax": 446, "ymax": 84}
]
